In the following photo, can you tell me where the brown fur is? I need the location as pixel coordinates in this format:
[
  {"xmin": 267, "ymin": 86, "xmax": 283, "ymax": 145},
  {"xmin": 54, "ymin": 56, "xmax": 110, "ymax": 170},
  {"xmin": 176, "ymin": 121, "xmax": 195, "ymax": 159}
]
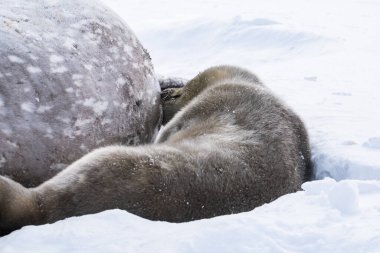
[{"xmin": 0, "ymin": 66, "xmax": 312, "ymax": 235}]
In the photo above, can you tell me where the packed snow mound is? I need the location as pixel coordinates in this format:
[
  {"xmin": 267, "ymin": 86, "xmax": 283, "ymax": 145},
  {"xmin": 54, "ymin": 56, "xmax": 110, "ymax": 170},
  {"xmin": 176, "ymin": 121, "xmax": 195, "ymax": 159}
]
[
  {"xmin": 143, "ymin": 17, "xmax": 329, "ymax": 52},
  {"xmin": 1, "ymin": 179, "xmax": 379, "ymax": 253},
  {"xmin": 136, "ymin": 17, "xmax": 337, "ymax": 77}
]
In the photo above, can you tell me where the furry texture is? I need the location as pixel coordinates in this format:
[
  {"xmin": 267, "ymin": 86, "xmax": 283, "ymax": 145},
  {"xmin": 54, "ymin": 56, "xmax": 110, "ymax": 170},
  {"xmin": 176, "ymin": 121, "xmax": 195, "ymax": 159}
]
[
  {"xmin": 0, "ymin": 66, "xmax": 312, "ymax": 235},
  {"xmin": 0, "ymin": 0, "xmax": 161, "ymax": 187}
]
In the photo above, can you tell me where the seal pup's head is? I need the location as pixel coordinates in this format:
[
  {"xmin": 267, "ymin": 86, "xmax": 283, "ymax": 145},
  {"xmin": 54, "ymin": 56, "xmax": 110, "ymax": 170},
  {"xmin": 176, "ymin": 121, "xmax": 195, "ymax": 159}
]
[{"xmin": 160, "ymin": 65, "xmax": 262, "ymax": 124}]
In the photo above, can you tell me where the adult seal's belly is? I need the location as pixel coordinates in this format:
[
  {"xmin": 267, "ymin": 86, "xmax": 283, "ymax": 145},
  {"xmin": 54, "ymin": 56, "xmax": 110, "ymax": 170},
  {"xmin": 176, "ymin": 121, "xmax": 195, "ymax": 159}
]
[{"xmin": 0, "ymin": 0, "xmax": 161, "ymax": 187}]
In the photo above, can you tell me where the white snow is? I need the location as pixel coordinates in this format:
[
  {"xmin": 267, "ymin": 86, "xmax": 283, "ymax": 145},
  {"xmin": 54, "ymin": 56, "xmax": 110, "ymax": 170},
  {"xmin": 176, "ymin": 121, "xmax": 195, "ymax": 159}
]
[
  {"xmin": 1, "ymin": 0, "xmax": 380, "ymax": 252},
  {"xmin": 326, "ymin": 180, "xmax": 360, "ymax": 215},
  {"xmin": 363, "ymin": 137, "xmax": 380, "ymax": 150},
  {"xmin": 1, "ymin": 179, "xmax": 379, "ymax": 253}
]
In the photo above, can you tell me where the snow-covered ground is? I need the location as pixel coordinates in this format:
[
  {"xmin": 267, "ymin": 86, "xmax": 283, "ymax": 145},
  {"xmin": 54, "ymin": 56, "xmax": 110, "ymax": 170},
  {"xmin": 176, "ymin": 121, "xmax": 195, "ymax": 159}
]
[{"xmin": 1, "ymin": 0, "xmax": 380, "ymax": 252}]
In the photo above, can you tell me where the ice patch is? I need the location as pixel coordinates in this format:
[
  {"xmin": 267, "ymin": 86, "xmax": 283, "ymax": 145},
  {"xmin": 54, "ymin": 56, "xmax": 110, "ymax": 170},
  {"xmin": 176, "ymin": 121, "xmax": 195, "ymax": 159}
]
[
  {"xmin": 21, "ymin": 102, "xmax": 36, "ymax": 113},
  {"xmin": 8, "ymin": 55, "xmax": 25, "ymax": 63},
  {"xmin": 363, "ymin": 137, "xmax": 380, "ymax": 150},
  {"xmin": 27, "ymin": 65, "xmax": 42, "ymax": 74}
]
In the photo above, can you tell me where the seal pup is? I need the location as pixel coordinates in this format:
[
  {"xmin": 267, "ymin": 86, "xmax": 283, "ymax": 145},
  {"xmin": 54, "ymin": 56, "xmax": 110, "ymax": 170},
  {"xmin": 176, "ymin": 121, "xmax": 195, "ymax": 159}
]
[{"xmin": 0, "ymin": 65, "xmax": 312, "ymax": 235}]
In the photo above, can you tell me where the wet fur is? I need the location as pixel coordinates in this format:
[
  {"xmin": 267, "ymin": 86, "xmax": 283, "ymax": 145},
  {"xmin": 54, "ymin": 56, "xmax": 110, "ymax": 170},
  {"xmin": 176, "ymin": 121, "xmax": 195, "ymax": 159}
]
[{"xmin": 0, "ymin": 66, "xmax": 312, "ymax": 235}]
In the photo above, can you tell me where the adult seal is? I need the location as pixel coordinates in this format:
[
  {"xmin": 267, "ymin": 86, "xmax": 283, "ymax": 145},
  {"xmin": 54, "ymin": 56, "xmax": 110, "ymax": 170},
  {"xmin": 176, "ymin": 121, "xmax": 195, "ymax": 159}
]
[
  {"xmin": 0, "ymin": 0, "xmax": 161, "ymax": 187},
  {"xmin": 0, "ymin": 66, "xmax": 313, "ymax": 235}
]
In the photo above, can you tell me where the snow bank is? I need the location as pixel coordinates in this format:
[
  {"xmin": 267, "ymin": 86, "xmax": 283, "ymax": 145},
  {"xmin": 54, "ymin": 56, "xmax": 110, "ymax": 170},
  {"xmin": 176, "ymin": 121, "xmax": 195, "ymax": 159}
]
[{"xmin": 1, "ymin": 179, "xmax": 379, "ymax": 252}]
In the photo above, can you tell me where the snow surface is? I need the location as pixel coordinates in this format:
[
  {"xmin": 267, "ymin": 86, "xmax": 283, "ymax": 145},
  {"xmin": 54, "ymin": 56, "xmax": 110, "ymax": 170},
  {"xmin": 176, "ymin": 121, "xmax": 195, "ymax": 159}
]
[{"xmin": 1, "ymin": 0, "xmax": 380, "ymax": 252}]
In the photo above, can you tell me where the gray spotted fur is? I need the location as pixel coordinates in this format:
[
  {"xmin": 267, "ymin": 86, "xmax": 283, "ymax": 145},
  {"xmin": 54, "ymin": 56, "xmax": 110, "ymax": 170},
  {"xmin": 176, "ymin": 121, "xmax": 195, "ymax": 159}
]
[{"xmin": 0, "ymin": 0, "xmax": 161, "ymax": 187}]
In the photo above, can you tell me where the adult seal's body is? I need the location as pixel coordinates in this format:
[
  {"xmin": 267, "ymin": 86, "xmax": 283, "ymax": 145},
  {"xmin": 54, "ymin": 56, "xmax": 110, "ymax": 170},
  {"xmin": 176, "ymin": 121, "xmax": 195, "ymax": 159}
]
[
  {"xmin": 0, "ymin": 0, "xmax": 161, "ymax": 187},
  {"xmin": 0, "ymin": 66, "xmax": 312, "ymax": 235}
]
